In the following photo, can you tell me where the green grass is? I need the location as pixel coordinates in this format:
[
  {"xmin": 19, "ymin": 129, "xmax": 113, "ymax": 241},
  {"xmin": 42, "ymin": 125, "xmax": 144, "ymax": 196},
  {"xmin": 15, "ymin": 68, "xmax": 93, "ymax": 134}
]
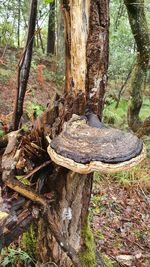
[
  {"xmin": 140, "ymin": 97, "xmax": 150, "ymax": 121},
  {"xmin": 103, "ymin": 98, "xmax": 128, "ymax": 127},
  {"xmin": 103, "ymin": 97, "xmax": 150, "ymax": 128},
  {"xmin": 0, "ymin": 68, "xmax": 12, "ymax": 80},
  {"xmin": 93, "ymin": 160, "xmax": 150, "ymax": 189}
]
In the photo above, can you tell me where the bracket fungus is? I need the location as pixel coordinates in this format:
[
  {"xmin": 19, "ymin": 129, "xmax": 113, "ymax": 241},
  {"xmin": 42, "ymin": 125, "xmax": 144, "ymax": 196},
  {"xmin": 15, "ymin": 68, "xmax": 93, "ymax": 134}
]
[{"xmin": 47, "ymin": 114, "xmax": 146, "ymax": 174}]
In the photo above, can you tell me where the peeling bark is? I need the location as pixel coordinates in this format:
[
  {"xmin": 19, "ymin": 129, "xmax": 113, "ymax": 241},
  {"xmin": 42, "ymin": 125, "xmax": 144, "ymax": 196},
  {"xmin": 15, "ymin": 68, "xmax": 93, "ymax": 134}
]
[{"xmin": 86, "ymin": 0, "xmax": 109, "ymax": 119}]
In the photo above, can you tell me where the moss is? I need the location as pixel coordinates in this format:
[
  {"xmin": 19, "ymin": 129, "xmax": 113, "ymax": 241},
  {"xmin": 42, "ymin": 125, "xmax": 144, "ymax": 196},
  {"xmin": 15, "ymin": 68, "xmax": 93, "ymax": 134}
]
[
  {"xmin": 79, "ymin": 217, "xmax": 96, "ymax": 267},
  {"xmin": 94, "ymin": 229, "xmax": 105, "ymax": 240},
  {"xmin": 102, "ymin": 254, "xmax": 114, "ymax": 267},
  {"xmin": 21, "ymin": 224, "xmax": 37, "ymax": 259}
]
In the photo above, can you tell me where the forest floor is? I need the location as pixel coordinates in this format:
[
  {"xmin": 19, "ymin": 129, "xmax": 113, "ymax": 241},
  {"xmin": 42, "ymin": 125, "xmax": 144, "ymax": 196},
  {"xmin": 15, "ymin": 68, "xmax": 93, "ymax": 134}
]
[
  {"xmin": 91, "ymin": 166, "xmax": 150, "ymax": 267},
  {"xmin": 0, "ymin": 48, "xmax": 150, "ymax": 267}
]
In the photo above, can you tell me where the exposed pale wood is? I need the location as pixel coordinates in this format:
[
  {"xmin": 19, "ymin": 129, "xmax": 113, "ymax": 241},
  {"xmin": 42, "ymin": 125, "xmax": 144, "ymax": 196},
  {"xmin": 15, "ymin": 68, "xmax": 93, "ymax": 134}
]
[{"xmin": 70, "ymin": 0, "xmax": 90, "ymax": 94}]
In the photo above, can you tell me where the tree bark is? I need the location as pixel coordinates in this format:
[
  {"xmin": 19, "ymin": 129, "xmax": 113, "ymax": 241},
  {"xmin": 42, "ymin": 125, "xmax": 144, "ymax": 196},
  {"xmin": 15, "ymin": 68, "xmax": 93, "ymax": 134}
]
[
  {"xmin": 17, "ymin": 0, "xmax": 21, "ymax": 48},
  {"xmin": 124, "ymin": 0, "xmax": 150, "ymax": 132},
  {"xmin": 37, "ymin": 1, "xmax": 109, "ymax": 266},
  {"xmin": 47, "ymin": 2, "xmax": 55, "ymax": 55},
  {"xmin": 11, "ymin": 0, "xmax": 37, "ymax": 130}
]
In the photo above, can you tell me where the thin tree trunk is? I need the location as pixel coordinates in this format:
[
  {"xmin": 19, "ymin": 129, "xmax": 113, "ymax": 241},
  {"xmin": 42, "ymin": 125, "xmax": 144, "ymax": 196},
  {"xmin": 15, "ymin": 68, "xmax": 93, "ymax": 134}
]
[
  {"xmin": 124, "ymin": 0, "xmax": 150, "ymax": 132},
  {"xmin": 37, "ymin": 1, "xmax": 109, "ymax": 266},
  {"xmin": 11, "ymin": 0, "xmax": 37, "ymax": 130},
  {"xmin": 56, "ymin": 1, "xmax": 65, "ymax": 74},
  {"xmin": 47, "ymin": 2, "xmax": 55, "ymax": 55},
  {"xmin": 38, "ymin": 27, "xmax": 45, "ymax": 53},
  {"xmin": 37, "ymin": 21, "xmax": 45, "ymax": 53},
  {"xmin": 17, "ymin": 0, "xmax": 21, "ymax": 48}
]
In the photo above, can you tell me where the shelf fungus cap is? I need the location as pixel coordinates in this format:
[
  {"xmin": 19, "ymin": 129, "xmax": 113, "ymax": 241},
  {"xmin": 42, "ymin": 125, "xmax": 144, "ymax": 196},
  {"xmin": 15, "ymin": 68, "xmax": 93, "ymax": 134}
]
[{"xmin": 47, "ymin": 114, "xmax": 146, "ymax": 174}]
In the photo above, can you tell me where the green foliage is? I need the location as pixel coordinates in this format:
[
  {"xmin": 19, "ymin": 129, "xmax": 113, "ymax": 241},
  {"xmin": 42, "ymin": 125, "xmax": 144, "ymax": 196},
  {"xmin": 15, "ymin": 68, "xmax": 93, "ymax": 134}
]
[
  {"xmin": 0, "ymin": 21, "xmax": 15, "ymax": 46},
  {"xmin": 103, "ymin": 97, "xmax": 150, "ymax": 128},
  {"xmin": 15, "ymin": 175, "xmax": 30, "ymax": 186},
  {"xmin": 22, "ymin": 224, "xmax": 37, "ymax": 259},
  {"xmin": 0, "ymin": 130, "xmax": 4, "ymax": 137},
  {"xmin": 26, "ymin": 101, "xmax": 45, "ymax": 118},
  {"xmin": 140, "ymin": 98, "xmax": 150, "ymax": 121},
  {"xmin": 44, "ymin": 0, "xmax": 54, "ymax": 4},
  {"xmin": 103, "ymin": 98, "xmax": 128, "ymax": 127},
  {"xmin": 0, "ymin": 247, "xmax": 35, "ymax": 267},
  {"xmin": 109, "ymin": 0, "xmax": 135, "ymax": 82},
  {"xmin": 45, "ymin": 70, "xmax": 64, "ymax": 87}
]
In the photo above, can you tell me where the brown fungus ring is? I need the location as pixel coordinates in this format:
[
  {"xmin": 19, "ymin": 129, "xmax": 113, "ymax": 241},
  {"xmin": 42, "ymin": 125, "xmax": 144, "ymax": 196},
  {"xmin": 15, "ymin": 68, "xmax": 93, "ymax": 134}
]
[{"xmin": 47, "ymin": 115, "xmax": 146, "ymax": 174}]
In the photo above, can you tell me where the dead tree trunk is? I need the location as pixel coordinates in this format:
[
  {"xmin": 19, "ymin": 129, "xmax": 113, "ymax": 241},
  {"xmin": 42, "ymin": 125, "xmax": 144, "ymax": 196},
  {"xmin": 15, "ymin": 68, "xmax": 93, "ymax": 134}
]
[
  {"xmin": 37, "ymin": 1, "xmax": 109, "ymax": 266},
  {"xmin": 1, "ymin": 1, "xmax": 109, "ymax": 266},
  {"xmin": 11, "ymin": 0, "xmax": 37, "ymax": 130},
  {"xmin": 124, "ymin": 0, "xmax": 150, "ymax": 132}
]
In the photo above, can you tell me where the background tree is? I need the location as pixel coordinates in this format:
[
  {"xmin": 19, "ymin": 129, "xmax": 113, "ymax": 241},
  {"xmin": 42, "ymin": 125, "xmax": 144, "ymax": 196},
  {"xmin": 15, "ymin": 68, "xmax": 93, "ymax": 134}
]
[
  {"xmin": 47, "ymin": 1, "xmax": 55, "ymax": 55},
  {"xmin": 124, "ymin": 0, "xmax": 150, "ymax": 132},
  {"xmin": 11, "ymin": 0, "xmax": 38, "ymax": 130},
  {"xmin": 17, "ymin": 0, "xmax": 21, "ymax": 48}
]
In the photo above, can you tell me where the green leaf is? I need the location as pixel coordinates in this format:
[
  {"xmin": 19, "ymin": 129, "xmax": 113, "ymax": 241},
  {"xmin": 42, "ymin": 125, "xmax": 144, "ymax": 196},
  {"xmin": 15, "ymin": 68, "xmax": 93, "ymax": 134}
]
[
  {"xmin": 15, "ymin": 176, "xmax": 30, "ymax": 186},
  {"xmin": 0, "ymin": 130, "xmax": 4, "ymax": 137},
  {"xmin": 44, "ymin": 0, "xmax": 54, "ymax": 4},
  {"xmin": 1, "ymin": 256, "xmax": 11, "ymax": 267}
]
